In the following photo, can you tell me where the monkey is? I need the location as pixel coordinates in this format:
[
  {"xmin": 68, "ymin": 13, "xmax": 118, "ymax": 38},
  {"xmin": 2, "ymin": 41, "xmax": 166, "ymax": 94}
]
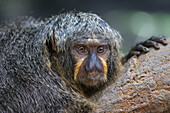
[
  {"xmin": 0, "ymin": 16, "xmax": 94, "ymax": 113},
  {"xmin": 0, "ymin": 11, "xmax": 168, "ymax": 112}
]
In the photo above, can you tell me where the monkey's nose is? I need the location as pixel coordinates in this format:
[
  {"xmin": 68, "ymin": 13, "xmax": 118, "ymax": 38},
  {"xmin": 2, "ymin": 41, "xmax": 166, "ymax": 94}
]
[
  {"xmin": 84, "ymin": 53, "xmax": 103, "ymax": 73},
  {"xmin": 85, "ymin": 62, "xmax": 103, "ymax": 73}
]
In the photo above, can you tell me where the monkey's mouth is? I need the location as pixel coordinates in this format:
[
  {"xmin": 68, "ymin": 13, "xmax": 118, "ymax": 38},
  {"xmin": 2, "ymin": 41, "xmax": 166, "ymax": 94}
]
[{"xmin": 78, "ymin": 72, "xmax": 106, "ymax": 87}]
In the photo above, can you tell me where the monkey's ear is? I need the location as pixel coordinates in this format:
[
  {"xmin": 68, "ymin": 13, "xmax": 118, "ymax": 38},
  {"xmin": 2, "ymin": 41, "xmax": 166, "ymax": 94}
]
[{"xmin": 46, "ymin": 29, "xmax": 57, "ymax": 52}]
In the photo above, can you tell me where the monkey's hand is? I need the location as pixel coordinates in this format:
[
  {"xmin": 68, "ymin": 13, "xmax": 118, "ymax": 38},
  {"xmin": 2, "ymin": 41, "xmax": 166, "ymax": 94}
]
[{"xmin": 122, "ymin": 36, "xmax": 168, "ymax": 64}]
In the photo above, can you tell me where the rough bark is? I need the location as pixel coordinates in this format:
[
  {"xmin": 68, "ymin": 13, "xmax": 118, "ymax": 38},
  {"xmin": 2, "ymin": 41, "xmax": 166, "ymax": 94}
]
[{"xmin": 91, "ymin": 38, "xmax": 170, "ymax": 113}]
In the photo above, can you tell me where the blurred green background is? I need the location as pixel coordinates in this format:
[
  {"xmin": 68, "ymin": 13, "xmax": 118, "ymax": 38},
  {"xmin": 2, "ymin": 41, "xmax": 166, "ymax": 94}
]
[{"xmin": 0, "ymin": 0, "xmax": 170, "ymax": 53}]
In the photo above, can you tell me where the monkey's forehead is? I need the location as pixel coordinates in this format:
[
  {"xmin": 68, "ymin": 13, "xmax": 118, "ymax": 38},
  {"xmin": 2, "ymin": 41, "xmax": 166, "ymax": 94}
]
[
  {"xmin": 41, "ymin": 11, "xmax": 122, "ymax": 52},
  {"xmin": 73, "ymin": 38, "xmax": 109, "ymax": 45}
]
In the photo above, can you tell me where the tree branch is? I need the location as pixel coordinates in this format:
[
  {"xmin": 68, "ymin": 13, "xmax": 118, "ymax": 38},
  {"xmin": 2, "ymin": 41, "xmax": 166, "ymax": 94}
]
[{"xmin": 91, "ymin": 38, "xmax": 170, "ymax": 113}]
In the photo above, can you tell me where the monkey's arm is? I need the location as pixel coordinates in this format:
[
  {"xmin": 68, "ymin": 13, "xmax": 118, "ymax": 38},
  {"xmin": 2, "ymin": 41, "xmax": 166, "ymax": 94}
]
[{"xmin": 122, "ymin": 36, "xmax": 168, "ymax": 64}]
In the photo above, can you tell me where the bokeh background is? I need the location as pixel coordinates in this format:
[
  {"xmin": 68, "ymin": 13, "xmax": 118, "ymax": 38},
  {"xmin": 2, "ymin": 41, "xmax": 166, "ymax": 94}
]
[{"xmin": 0, "ymin": 0, "xmax": 170, "ymax": 53}]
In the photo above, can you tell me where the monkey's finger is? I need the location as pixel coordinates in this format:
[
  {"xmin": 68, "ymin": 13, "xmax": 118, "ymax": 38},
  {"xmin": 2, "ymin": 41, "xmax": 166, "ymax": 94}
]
[
  {"xmin": 134, "ymin": 45, "xmax": 150, "ymax": 52},
  {"xmin": 129, "ymin": 51, "xmax": 141, "ymax": 56},
  {"xmin": 149, "ymin": 36, "xmax": 168, "ymax": 45},
  {"xmin": 144, "ymin": 40, "xmax": 160, "ymax": 49}
]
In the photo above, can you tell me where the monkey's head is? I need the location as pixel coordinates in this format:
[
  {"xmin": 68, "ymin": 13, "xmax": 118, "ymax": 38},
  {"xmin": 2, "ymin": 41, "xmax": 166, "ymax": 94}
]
[{"xmin": 44, "ymin": 11, "xmax": 122, "ymax": 90}]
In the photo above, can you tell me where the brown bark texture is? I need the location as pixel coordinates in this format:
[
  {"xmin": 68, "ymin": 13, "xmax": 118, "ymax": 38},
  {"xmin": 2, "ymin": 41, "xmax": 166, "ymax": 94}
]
[{"xmin": 91, "ymin": 38, "xmax": 170, "ymax": 113}]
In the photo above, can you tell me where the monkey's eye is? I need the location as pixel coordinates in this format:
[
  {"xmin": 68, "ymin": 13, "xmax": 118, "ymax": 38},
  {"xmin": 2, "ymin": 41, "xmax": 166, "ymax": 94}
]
[
  {"xmin": 76, "ymin": 45, "xmax": 88, "ymax": 54},
  {"xmin": 79, "ymin": 46, "xmax": 85, "ymax": 52},
  {"xmin": 97, "ymin": 46, "xmax": 105, "ymax": 53}
]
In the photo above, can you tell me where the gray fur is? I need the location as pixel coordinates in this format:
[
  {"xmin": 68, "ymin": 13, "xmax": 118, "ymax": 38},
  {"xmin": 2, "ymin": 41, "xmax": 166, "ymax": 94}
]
[{"xmin": 0, "ymin": 11, "xmax": 122, "ymax": 112}]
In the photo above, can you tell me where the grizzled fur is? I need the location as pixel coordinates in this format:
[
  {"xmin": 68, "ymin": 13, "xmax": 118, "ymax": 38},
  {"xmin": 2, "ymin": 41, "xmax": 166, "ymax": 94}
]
[{"xmin": 0, "ymin": 11, "xmax": 122, "ymax": 112}]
